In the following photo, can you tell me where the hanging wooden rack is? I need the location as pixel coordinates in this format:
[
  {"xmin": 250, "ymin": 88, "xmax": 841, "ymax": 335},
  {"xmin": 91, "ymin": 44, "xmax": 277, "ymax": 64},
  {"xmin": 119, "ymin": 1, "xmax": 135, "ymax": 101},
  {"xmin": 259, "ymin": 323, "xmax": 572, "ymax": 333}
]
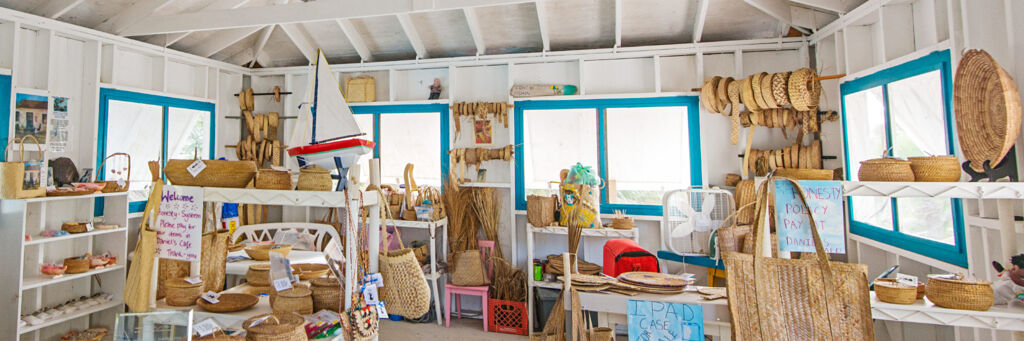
[{"xmin": 689, "ymin": 73, "xmax": 845, "ymax": 91}]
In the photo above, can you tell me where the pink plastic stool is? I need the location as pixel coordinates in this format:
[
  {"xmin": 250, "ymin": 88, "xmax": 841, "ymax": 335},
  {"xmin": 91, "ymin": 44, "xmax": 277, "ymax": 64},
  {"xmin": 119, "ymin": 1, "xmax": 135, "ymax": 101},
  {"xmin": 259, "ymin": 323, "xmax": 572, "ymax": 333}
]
[{"xmin": 444, "ymin": 240, "xmax": 495, "ymax": 331}]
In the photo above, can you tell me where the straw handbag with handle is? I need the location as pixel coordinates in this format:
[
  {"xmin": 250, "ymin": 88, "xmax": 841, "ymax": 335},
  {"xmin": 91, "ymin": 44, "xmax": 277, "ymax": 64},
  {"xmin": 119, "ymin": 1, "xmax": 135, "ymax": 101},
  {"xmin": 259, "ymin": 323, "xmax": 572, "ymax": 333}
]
[
  {"xmin": 376, "ymin": 189, "xmax": 432, "ymax": 318},
  {"xmin": 0, "ymin": 136, "xmax": 46, "ymax": 198},
  {"xmin": 124, "ymin": 161, "xmax": 163, "ymax": 312},
  {"xmin": 723, "ymin": 177, "xmax": 874, "ymax": 340},
  {"xmin": 94, "ymin": 152, "xmax": 130, "ymax": 192}
]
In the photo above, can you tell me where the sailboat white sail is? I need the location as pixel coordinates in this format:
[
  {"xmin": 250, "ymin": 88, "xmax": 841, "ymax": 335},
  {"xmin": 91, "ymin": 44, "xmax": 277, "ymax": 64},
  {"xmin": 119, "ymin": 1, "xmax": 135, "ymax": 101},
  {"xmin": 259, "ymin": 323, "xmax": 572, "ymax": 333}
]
[{"xmin": 287, "ymin": 50, "xmax": 374, "ymax": 189}]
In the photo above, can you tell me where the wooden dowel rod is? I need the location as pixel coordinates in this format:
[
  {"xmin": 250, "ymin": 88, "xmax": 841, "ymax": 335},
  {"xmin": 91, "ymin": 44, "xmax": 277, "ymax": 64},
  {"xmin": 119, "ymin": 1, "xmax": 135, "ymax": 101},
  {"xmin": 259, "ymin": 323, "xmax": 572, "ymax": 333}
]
[
  {"xmin": 233, "ymin": 92, "xmax": 293, "ymax": 96},
  {"xmin": 226, "ymin": 116, "xmax": 297, "ymax": 119}
]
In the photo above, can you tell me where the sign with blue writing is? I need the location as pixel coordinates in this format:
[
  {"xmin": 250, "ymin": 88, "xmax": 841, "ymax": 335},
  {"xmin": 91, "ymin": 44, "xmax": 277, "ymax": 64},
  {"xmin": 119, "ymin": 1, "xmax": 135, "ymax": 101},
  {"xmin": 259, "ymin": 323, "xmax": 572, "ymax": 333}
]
[
  {"xmin": 627, "ymin": 300, "xmax": 703, "ymax": 341},
  {"xmin": 774, "ymin": 180, "xmax": 845, "ymax": 254}
]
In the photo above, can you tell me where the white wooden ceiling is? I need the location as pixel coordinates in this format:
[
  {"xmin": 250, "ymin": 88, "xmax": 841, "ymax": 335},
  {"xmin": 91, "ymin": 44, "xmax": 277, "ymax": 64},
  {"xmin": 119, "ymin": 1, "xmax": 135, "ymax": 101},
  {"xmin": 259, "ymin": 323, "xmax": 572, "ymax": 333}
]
[{"xmin": 3, "ymin": 0, "xmax": 863, "ymax": 68}]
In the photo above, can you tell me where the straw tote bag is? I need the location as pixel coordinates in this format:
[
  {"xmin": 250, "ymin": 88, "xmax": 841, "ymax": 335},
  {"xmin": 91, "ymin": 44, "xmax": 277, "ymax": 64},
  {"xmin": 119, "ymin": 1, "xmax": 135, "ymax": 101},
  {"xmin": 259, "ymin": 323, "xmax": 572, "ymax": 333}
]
[
  {"xmin": 377, "ymin": 201, "xmax": 432, "ymax": 318},
  {"xmin": 124, "ymin": 162, "xmax": 164, "ymax": 312},
  {"xmin": 723, "ymin": 178, "xmax": 873, "ymax": 340},
  {"xmin": 0, "ymin": 136, "xmax": 46, "ymax": 199}
]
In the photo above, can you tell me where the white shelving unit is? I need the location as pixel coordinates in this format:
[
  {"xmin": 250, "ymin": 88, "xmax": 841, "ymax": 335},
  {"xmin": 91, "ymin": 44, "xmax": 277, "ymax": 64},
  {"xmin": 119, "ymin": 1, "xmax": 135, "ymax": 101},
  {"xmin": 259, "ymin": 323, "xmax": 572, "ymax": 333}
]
[
  {"xmin": 387, "ymin": 217, "xmax": 448, "ymax": 325},
  {"xmin": 0, "ymin": 192, "xmax": 129, "ymax": 340},
  {"xmin": 524, "ymin": 223, "xmax": 639, "ymax": 332}
]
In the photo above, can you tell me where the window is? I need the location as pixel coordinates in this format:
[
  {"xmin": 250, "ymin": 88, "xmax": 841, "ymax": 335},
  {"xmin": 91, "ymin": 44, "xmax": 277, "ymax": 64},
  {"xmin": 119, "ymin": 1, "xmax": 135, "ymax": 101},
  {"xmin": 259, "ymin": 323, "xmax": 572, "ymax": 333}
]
[
  {"xmin": 350, "ymin": 104, "xmax": 449, "ymax": 188},
  {"xmin": 98, "ymin": 89, "xmax": 215, "ymax": 212},
  {"xmin": 840, "ymin": 50, "xmax": 965, "ymax": 267},
  {"xmin": 515, "ymin": 97, "xmax": 701, "ymax": 215}
]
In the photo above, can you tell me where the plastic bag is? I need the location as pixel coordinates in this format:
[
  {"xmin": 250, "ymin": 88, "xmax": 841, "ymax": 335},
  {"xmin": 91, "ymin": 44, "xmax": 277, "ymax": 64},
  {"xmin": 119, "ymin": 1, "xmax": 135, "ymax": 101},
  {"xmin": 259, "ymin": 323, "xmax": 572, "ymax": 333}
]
[
  {"xmin": 273, "ymin": 230, "xmax": 317, "ymax": 251},
  {"xmin": 565, "ymin": 163, "xmax": 600, "ymax": 186}
]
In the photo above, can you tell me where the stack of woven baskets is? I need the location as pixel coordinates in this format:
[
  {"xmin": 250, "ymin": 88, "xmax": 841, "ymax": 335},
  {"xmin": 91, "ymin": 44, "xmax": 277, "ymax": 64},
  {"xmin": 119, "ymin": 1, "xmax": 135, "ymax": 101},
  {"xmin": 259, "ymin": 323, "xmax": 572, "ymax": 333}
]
[{"xmin": 858, "ymin": 155, "xmax": 961, "ymax": 182}]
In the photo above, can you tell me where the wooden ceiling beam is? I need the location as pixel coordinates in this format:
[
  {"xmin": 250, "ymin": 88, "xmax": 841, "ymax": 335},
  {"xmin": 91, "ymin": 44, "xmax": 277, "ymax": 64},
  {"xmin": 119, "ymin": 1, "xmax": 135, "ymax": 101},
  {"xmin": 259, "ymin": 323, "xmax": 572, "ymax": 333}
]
[
  {"xmin": 336, "ymin": 19, "xmax": 373, "ymax": 62},
  {"xmin": 396, "ymin": 13, "xmax": 429, "ymax": 59},
  {"xmin": 463, "ymin": 8, "xmax": 486, "ymax": 55},
  {"xmin": 96, "ymin": 0, "xmax": 177, "ymax": 35},
  {"xmin": 33, "ymin": 0, "xmax": 86, "ymax": 19},
  {"xmin": 742, "ymin": 0, "xmax": 810, "ymax": 35},
  {"xmin": 120, "ymin": 0, "xmax": 532, "ymax": 36},
  {"xmin": 534, "ymin": 0, "xmax": 550, "ymax": 52},
  {"xmin": 192, "ymin": 26, "xmax": 264, "ymax": 57},
  {"xmin": 692, "ymin": 0, "xmax": 709, "ymax": 43},
  {"xmin": 279, "ymin": 23, "xmax": 320, "ymax": 64},
  {"xmin": 249, "ymin": 25, "xmax": 275, "ymax": 67}
]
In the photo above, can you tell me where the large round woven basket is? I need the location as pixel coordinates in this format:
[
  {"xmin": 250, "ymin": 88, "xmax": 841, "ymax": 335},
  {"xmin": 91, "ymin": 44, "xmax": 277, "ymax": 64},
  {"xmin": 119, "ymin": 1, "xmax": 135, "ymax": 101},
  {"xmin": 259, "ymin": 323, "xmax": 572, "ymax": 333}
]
[
  {"xmin": 788, "ymin": 68, "xmax": 822, "ymax": 111},
  {"xmin": 272, "ymin": 287, "xmax": 313, "ymax": 315},
  {"xmin": 908, "ymin": 156, "xmax": 961, "ymax": 182},
  {"xmin": 246, "ymin": 264, "xmax": 271, "ymax": 286},
  {"xmin": 954, "ymin": 49, "xmax": 1023, "ymax": 172},
  {"xmin": 310, "ymin": 277, "xmax": 342, "ymax": 312},
  {"xmin": 925, "ymin": 275, "xmax": 993, "ymax": 311},
  {"xmin": 245, "ymin": 244, "xmax": 292, "ymax": 261},
  {"xmin": 196, "ymin": 293, "xmax": 259, "ymax": 313},
  {"xmin": 858, "ymin": 158, "xmax": 915, "ymax": 182},
  {"xmin": 243, "ymin": 313, "xmax": 307, "ymax": 341},
  {"xmin": 165, "ymin": 278, "xmax": 203, "ymax": 306},
  {"xmin": 164, "ymin": 159, "xmax": 258, "ymax": 188}
]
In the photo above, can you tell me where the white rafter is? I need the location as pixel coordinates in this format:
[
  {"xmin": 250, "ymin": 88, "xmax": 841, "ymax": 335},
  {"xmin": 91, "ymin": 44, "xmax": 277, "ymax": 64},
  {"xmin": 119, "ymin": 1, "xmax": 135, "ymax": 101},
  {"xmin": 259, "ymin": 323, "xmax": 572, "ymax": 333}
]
[
  {"xmin": 742, "ymin": 0, "xmax": 810, "ymax": 34},
  {"xmin": 790, "ymin": 0, "xmax": 855, "ymax": 14},
  {"xmin": 33, "ymin": 0, "xmax": 86, "ymax": 19},
  {"xmin": 692, "ymin": 0, "xmax": 709, "ymax": 43},
  {"xmin": 279, "ymin": 23, "xmax": 319, "ymax": 64},
  {"xmin": 227, "ymin": 45, "xmax": 273, "ymax": 67},
  {"xmin": 614, "ymin": 0, "xmax": 622, "ymax": 47},
  {"xmin": 248, "ymin": 25, "xmax": 275, "ymax": 67},
  {"xmin": 95, "ymin": 0, "xmax": 177, "ymax": 35},
  {"xmin": 336, "ymin": 19, "xmax": 373, "ymax": 62},
  {"xmin": 191, "ymin": 26, "xmax": 264, "ymax": 57},
  {"xmin": 463, "ymin": 8, "xmax": 486, "ymax": 55},
  {"xmin": 396, "ymin": 13, "xmax": 429, "ymax": 59},
  {"xmin": 120, "ymin": 0, "xmax": 532, "ymax": 36},
  {"xmin": 534, "ymin": 0, "xmax": 550, "ymax": 52},
  {"xmin": 158, "ymin": 0, "xmax": 253, "ymax": 47}
]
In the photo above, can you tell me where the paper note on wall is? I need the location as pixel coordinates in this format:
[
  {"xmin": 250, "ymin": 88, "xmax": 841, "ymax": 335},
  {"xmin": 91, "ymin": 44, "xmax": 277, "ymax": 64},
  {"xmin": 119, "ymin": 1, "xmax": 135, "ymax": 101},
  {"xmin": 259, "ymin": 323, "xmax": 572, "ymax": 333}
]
[
  {"xmin": 627, "ymin": 300, "xmax": 704, "ymax": 341},
  {"xmin": 155, "ymin": 185, "xmax": 204, "ymax": 261},
  {"xmin": 774, "ymin": 180, "xmax": 846, "ymax": 254}
]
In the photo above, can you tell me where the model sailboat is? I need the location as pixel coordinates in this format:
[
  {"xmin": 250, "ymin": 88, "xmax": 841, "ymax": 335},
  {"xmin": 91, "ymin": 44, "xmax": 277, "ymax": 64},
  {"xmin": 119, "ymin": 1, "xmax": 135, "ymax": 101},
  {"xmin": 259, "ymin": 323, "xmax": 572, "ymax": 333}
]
[{"xmin": 287, "ymin": 50, "xmax": 374, "ymax": 191}]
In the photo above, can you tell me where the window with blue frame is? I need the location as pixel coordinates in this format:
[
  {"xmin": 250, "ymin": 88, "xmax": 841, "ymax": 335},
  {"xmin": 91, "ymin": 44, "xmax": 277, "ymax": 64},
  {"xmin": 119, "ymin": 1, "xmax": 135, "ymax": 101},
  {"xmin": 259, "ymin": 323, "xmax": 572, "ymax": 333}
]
[
  {"xmin": 98, "ymin": 88, "xmax": 215, "ymax": 212},
  {"xmin": 841, "ymin": 49, "xmax": 966, "ymax": 267},
  {"xmin": 350, "ymin": 104, "xmax": 449, "ymax": 188},
  {"xmin": 514, "ymin": 97, "xmax": 701, "ymax": 215}
]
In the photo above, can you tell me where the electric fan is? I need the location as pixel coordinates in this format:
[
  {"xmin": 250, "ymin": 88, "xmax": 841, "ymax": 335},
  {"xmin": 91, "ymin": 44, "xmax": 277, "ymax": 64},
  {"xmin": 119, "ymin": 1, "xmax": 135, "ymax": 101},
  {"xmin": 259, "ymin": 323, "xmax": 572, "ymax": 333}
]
[{"xmin": 660, "ymin": 187, "xmax": 735, "ymax": 256}]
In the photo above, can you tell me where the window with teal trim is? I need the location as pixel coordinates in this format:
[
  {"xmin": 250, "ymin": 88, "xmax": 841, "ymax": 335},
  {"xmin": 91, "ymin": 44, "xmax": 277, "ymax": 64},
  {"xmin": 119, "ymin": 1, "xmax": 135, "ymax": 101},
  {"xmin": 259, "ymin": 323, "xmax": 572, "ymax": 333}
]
[
  {"xmin": 840, "ymin": 50, "xmax": 966, "ymax": 267},
  {"xmin": 350, "ymin": 104, "xmax": 450, "ymax": 188},
  {"xmin": 514, "ymin": 97, "xmax": 702, "ymax": 216},
  {"xmin": 98, "ymin": 88, "xmax": 215, "ymax": 212}
]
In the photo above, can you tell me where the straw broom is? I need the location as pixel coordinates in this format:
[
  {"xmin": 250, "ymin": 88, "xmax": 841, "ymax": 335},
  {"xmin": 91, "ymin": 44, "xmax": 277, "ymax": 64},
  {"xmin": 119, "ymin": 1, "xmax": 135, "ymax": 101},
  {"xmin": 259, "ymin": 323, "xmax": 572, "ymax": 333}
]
[
  {"xmin": 443, "ymin": 174, "xmax": 479, "ymax": 253},
  {"xmin": 471, "ymin": 187, "xmax": 503, "ymax": 258},
  {"xmin": 539, "ymin": 201, "xmax": 587, "ymax": 339}
]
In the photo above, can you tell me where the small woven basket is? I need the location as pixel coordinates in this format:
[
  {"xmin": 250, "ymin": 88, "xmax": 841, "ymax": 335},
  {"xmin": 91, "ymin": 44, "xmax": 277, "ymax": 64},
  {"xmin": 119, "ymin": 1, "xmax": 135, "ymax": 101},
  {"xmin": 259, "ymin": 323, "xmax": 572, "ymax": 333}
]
[
  {"xmin": 94, "ymin": 152, "xmax": 131, "ymax": 192},
  {"xmin": 196, "ymin": 293, "xmax": 259, "ymax": 313},
  {"xmin": 245, "ymin": 244, "xmax": 292, "ymax": 261},
  {"xmin": 291, "ymin": 263, "xmax": 329, "ymax": 280},
  {"xmin": 610, "ymin": 217, "xmax": 635, "ymax": 230},
  {"xmin": 246, "ymin": 264, "xmax": 271, "ymax": 286},
  {"xmin": 297, "ymin": 165, "xmax": 332, "ymax": 191},
  {"xmin": 908, "ymin": 156, "xmax": 961, "ymax": 182},
  {"xmin": 925, "ymin": 274, "xmax": 993, "ymax": 311},
  {"xmin": 254, "ymin": 169, "xmax": 293, "ymax": 190},
  {"xmin": 272, "ymin": 287, "xmax": 313, "ymax": 315},
  {"xmin": 526, "ymin": 195, "xmax": 556, "ymax": 227},
  {"xmin": 164, "ymin": 277, "xmax": 203, "ymax": 306},
  {"xmin": 64, "ymin": 257, "xmax": 90, "ymax": 274},
  {"xmin": 874, "ymin": 280, "xmax": 918, "ymax": 304},
  {"xmin": 61, "ymin": 328, "xmax": 107, "ymax": 341},
  {"xmin": 243, "ymin": 313, "xmax": 307, "ymax": 341},
  {"xmin": 858, "ymin": 158, "xmax": 915, "ymax": 182},
  {"xmin": 61, "ymin": 222, "xmax": 88, "ymax": 234},
  {"xmin": 311, "ymin": 277, "xmax": 342, "ymax": 312}
]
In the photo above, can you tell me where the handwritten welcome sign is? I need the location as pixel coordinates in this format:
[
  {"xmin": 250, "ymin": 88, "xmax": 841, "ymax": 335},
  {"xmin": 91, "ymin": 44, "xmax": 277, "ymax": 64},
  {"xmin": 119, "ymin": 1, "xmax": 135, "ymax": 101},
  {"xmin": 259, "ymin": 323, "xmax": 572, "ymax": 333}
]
[
  {"xmin": 628, "ymin": 300, "xmax": 703, "ymax": 341},
  {"xmin": 155, "ymin": 185, "xmax": 204, "ymax": 261},
  {"xmin": 774, "ymin": 180, "xmax": 845, "ymax": 254}
]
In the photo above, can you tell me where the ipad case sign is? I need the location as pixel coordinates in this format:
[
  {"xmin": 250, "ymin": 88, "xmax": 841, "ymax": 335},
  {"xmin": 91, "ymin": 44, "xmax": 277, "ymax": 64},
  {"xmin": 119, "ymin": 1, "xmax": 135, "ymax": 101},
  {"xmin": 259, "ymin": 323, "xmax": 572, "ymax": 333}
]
[
  {"xmin": 628, "ymin": 300, "xmax": 703, "ymax": 341},
  {"xmin": 774, "ymin": 180, "xmax": 845, "ymax": 254}
]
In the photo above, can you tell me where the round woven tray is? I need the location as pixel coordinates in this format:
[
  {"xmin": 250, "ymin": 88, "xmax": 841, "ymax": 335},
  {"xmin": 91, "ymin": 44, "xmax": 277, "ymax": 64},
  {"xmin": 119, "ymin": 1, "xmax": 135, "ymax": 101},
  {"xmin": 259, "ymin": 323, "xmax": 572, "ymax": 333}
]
[
  {"xmin": 954, "ymin": 49, "xmax": 1022, "ymax": 172},
  {"xmin": 291, "ymin": 263, "xmax": 329, "ymax": 280},
  {"xmin": 245, "ymin": 244, "xmax": 292, "ymax": 261},
  {"xmin": 617, "ymin": 272, "xmax": 689, "ymax": 289},
  {"xmin": 751, "ymin": 72, "xmax": 770, "ymax": 109},
  {"xmin": 196, "ymin": 293, "xmax": 258, "ymax": 312}
]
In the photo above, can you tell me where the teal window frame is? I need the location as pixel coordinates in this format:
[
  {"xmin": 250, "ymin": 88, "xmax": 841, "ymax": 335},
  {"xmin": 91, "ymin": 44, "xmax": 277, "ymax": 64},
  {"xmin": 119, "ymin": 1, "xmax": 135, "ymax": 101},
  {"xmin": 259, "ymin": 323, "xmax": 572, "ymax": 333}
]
[
  {"xmin": 840, "ymin": 49, "xmax": 967, "ymax": 267},
  {"xmin": 0, "ymin": 74, "xmax": 11, "ymax": 158},
  {"xmin": 97, "ymin": 88, "xmax": 216, "ymax": 213},
  {"xmin": 350, "ymin": 103, "xmax": 451, "ymax": 181},
  {"xmin": 513, "ymin": 96, "xmax": 702, "ymax": 216}
]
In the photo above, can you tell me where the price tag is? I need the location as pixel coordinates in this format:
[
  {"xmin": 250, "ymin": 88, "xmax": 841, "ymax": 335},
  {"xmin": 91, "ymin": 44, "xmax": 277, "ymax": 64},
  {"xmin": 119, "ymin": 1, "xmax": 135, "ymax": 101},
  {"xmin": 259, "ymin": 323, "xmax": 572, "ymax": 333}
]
[
  {"xmin": 897, "ymin": 273, "xmax": 919, "ymax": 287},
  {"xmin": 193, "ymin": 318, "xmax": 220, "ymax": 337},
  {"xmin": 376, "ymin": 301, "xmax": 389, "ymax": 319},
  {"xmin": 362, "ymin": 284, "xmax": 379, "ymax": 305},
  {"xmin": 184, "ymin": 276, "xmax": 202, "ymax": 284},
  {"xmin": 85, "ymin": 223, "xmax": 94, "ymax": 232},
  {"xmin": 273, "ymin": 277, "xmax": 293, "ymax": 292},
  {"xmin": 201, "ymin": 291, "xmax": 220, "ymax": 304},
  {"xmin": 187, "ymin": 160, "xmax": 207, "ymax": 177},
  {"xmin": 116, "ymin": 179, "xmax": 126, "ymax": 188}
]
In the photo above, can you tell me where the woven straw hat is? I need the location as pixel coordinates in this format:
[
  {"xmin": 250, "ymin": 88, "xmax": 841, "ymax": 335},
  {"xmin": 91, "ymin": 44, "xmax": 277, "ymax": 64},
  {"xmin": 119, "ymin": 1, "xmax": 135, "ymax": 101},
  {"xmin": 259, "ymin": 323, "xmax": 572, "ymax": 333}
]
[
  {"xmin": 760, "ymin": 73, "xmax": 778, "ymax": 108},
  {"xmin": 954, "ymin": 49, "xmax": 1022, "ymax": 171},
  {"xmin": 772, "ymin": 72, "xmax": 791, "ymax": 106},
  {"xmin": 717, "ymin": 77, "xmax": 733, "ymax": 113},
  {"xmin": 788, "ymin": 68, "xmax": 821, "ymax": 111},
  {"xmin": 751, "ymin": 73, "xmax": 770, "ymax": 109},
  {"xmin": 741, "ymin": 76, "xmax": 761, "ymax": 111},
  {"xmin": 701, "ymin": 77, "xmax": 721, "ymax": 113}
]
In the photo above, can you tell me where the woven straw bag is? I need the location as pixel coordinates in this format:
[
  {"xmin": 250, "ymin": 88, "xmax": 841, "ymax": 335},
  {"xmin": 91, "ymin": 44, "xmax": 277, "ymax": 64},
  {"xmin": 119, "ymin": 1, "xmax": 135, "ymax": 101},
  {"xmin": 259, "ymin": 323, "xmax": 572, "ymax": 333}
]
[
  {"xmin": 272, "ymin": 287, "xmax": 313, "ymax": 315},
  {"xmin": 94, "ymin": 152, "xmax": 131, "ymax": 192},
  {"xmin": 379, "ymin": 248, "xmax": 432, "ymax": 318},
  {"xmin": 243, "ymin": 313, "xmax": 307, "ymax": 341},
  {"xmin": 925, "ymin": 274, "xmax": 993, "ymax": 311},
  {"xmin": 202, "ymin": 229, "xmax": 230, "ymax": 293},
  {"xmin": 723, "ymin": 178, "xmax": 874, "ymax": 340},
  {"xmin": 527, "ymin": 195, "xmax": 556, "ymax": 227},
  {"xmin": 907, "ymin": 156, "xmax": 961, "ymax": 182},
  {"xmin": 124, "ymin": 162, "xmax": 163, "ymax": 312},
  {"xmin": 954, "ymin": 49, "xmax": 1022, "ymax": 172},
  {"xmin": 0, "ymin": 136, "xmax": 45, "ymax": 199},
  {"xmin": 450, "ymin": 249, "xmax": 489, "ymax": 286}
]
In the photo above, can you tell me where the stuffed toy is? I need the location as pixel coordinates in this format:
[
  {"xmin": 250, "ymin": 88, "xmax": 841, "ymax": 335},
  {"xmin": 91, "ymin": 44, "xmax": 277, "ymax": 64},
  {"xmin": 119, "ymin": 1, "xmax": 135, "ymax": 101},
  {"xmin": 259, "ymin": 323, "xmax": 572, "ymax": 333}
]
[{"xmin": 991, "ymin": 254, "xmax": 1024, "ymax": 304}]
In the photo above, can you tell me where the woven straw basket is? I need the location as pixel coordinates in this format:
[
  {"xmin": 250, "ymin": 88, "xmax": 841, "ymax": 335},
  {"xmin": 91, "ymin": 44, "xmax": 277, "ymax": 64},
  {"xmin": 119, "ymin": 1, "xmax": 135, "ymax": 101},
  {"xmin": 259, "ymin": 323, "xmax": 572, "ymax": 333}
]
[
  {"xmin": 291, "ymin": 263, "xmax": 329, "ymax": 280},
  {"xmin": 311, "ymin": 277, "xmax": 342, "ymax": 312},
  {"xmin": 925, "ymin": 274, "xmax": 993, "ymax": 311},
  {"xmin": 196, "ymin": 293, "xmax": 258, "ymax": 313},
  {"xmin": 165, "ymin": 277, "xmax": 203, "ymax": 306},
  {"xmin": 874, "ymin": 280, "xmax": 918, "ymax": 304},
  {"xmin": 379, "ymin": 249, "xmax": 432, "ymax": 318},
  {"xmin": 526, "ymin": 195, "xmax": 556, "ymax": 227},
  {"xmin": 297, "ymin": 165, "xmax": 332, "ymax": 191},
  {"xmin": 95, "ymin": 152, "xmax": 131, "ymax": 192},
  {"xmin": 272, "ymin": 287, "xmax": 313, "ymax": 315},
  {"xmin": 954, "ymin": 49, "xmax": 1022, "ymax": 172},
  {"xmin": 774, "ymin": 168, "xmax": 834, "ymax": 180},
  {"xmin": 908, "ymin": 156, "xmax": 961, "ymax": 182},
  {"xmin": 164, "ymin": 159, "xmax": 258, "ymax": 188},
  {"xmin": 858, "ymin": 158, "xmax": 915, "ymax": 182},
  {"xmin": 788, "ymin": 68, "xmax": 822, "ymax": 111},
  {"xmin": 254, "ymin": 169, "xmax": 293, "ymax": 190},
  {"xmin": 245, "ymin": 244, "xmax": 292, "ymax": 261},
  {"xmin": 243, "ymin": 313, "xmax": 307, "ymax": 341},
  {"xmin": 246, "ymin": 264, "xmax": 270, "ymax": 286},
  {"xmin": 64, "ymin": 257, "xmax": 90, "ymax": 274}
]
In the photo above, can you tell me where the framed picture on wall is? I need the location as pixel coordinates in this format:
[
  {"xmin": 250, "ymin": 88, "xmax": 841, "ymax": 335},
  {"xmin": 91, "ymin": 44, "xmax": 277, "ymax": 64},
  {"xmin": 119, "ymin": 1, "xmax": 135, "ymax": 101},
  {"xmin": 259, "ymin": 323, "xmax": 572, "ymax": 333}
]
[{"xmin": 14, "ymin": 93, "xmax": 48, "ymax": 144}]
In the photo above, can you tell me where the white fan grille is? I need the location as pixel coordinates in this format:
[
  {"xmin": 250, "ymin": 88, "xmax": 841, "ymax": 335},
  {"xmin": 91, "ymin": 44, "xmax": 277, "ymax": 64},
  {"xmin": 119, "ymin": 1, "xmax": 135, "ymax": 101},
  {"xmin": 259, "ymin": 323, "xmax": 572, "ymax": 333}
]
[{"xmin": 662, "ymin": 188, "xmax": 735, "ymax": 255}]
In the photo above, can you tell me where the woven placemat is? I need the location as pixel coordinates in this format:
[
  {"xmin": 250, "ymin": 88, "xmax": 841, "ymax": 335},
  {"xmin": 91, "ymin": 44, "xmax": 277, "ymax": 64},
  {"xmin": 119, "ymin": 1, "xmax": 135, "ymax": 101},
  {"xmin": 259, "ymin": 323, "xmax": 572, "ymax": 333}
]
[{"xmin": 954, "ymin": 49, "xmax": 1022, "ymax": 171}]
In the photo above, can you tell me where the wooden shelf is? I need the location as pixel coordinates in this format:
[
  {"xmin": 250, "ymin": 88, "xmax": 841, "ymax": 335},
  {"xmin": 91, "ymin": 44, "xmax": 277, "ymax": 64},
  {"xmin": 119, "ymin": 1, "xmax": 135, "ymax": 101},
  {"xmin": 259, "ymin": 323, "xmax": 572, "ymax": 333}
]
[
  {"xmin": 198, "ymin": 186, "xmax": 379, "ymax": 207},
  {"xmin": 22, "ymin": 265, "xmax": 125, "ymax": 290},
  {"xmin": 527, "ymin": 224, "xmax": 638, "ymax": 238},
  {"xmin": 22, "ymin": 191, "xmax": 127, "ymax": 202},
  {"xmin": 18, "ymin": 300, "xmax": 122, "ymax": 334},
  {"xmin": 25, "ymin": 228, "xmax": 125, "ymax": 245}
]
